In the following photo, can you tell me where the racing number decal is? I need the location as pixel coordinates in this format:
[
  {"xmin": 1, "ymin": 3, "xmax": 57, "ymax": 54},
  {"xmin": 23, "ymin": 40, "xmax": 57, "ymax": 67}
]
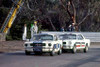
[
  {"xmin": 54, "ymin": 44, "xmax": 60, "ymax": 49},
  {"xmin": 54, "ymin": 44, "xmax": 57, "ymax": 49},
  {"xmin": 58, "ymin": 44, "xmax": 60, "ymax": 48}
]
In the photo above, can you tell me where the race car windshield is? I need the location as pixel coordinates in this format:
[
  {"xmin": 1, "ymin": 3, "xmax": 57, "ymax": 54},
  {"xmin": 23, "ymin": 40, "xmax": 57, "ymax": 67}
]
[
  {"xmin": 60, "ymin": 34, "xmax": 76, "ymax": 40},
  {"xmin": 33, "ymin": 35, "xmax": 53, "ymax": 40}
]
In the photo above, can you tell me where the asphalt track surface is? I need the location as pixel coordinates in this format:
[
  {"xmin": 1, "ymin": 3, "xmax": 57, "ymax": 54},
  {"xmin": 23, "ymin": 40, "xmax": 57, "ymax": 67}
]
[{"xmin": 0, "ymin": 44, "xmax": 100, "ymax": 67}]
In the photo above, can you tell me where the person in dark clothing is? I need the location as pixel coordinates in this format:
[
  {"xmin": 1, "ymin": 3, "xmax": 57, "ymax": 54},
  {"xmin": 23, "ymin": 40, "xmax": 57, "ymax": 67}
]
[
  {"xmin": 60, "ymin": 27, "xmax": 64, "ymax": 32},
  {"xmin": 68, "ymin": 23, "xmax": 75, "ymax": 32}
]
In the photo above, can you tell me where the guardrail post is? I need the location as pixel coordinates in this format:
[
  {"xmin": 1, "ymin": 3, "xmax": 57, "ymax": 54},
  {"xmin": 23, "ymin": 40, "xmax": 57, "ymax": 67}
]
[{"xmin": 0, "ymin": 33, "xmax": 6, "ymax": 41}]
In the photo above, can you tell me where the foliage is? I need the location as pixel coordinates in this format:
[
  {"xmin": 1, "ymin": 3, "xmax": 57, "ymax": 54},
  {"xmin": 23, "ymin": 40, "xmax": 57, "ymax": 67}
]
[{"xmin": 0, "ymin": 0, "xmax": 100, "ymax": 40}]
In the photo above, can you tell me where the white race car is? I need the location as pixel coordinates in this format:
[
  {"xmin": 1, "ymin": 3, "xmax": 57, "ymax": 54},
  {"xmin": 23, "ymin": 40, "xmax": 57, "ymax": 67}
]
[
  {"xmin": 24, "ymin": 33, "xmax": 62, "ymax": 56},
  {"xmin": 60, "ymin": 33, "xmax": 90, "ymax": 53}
]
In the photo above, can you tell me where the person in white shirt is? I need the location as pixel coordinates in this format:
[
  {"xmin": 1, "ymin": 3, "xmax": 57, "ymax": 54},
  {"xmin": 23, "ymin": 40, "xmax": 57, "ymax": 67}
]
[
  {"xmin": 30, "ymin": 24, "xmax": 34, "ymax": 40},
  {"xmin": 34, "ymin": 21, "xmax": 38, "ymax": 34},
  {"xmin": 22, "ymin": 24, "xmax": 27, "ymax": 40}
]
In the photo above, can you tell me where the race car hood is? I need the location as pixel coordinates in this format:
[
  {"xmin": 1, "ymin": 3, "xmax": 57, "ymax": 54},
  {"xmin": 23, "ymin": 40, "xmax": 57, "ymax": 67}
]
[
  {"xmin": 33, "ymin": 40, "xmax": 53, "ymax": 43},
  {"xmin": 24, "ymin": 40, "xmax": 53, "ymax": 44}
]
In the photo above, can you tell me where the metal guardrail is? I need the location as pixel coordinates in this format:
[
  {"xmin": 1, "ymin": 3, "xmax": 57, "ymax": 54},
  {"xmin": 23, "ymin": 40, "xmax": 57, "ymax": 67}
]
[
  {"xmin": 41, "ymin": 31, "xmax": 100, "ymax": 42},
  {"xmin": 80, "ymin": 32, "xmax": 100, "ymax": 42}
]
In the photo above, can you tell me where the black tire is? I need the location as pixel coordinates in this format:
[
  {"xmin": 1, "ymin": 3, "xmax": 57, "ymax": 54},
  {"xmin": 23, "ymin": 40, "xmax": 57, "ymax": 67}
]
[
  {"xmin": 58, "ymin": 49, "xmax": 62, "ymax": 55},
  {"xmin": 72, "ymin": 46, "xmax": 76, "ymax": 53},
  {"xmin": 62, "ymin": 49, "xmax": 66, "ymax": 53},
  {"xmin": 25, "ymin": 50, "xmax": 30, "ymax": 55},
  {"xmin": 84, "ymin": 45, "xmax": 88, "ymax": 53},
  {"xmin": 50, "ymin": 50, "xmax": 55, "ymax": 56},
  {"xmin": 34, "ymin": 52, "xmax": 38, "ymax": 55}
]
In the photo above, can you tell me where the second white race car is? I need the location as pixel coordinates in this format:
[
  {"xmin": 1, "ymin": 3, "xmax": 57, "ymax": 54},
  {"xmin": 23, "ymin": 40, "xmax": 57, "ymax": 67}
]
[{"xmin": 60, "ymin": 33, "xmax": 90, "ymax": 53}]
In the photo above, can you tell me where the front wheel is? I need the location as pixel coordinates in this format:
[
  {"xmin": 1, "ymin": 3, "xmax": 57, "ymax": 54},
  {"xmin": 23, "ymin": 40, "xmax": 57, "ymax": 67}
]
[{"xmin": 50, "ymin": 50, "xmax": 55, "ymax": 56}]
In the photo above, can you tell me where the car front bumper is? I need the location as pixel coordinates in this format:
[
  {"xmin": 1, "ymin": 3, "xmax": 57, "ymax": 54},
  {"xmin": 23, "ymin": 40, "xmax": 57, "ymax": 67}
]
[
  {"xmin": 25, "ymin": 47, "xmax": 53, "ymax": 53},
  {"xmin": 62, "ymin": 46, "xmax": 73, "ymax": 49}
]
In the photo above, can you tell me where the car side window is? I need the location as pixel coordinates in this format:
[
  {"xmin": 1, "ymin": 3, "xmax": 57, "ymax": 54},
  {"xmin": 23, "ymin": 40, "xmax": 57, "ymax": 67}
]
[{"xmin": 78, "ymin": 35, "xmax": 84, "ymax": 40}]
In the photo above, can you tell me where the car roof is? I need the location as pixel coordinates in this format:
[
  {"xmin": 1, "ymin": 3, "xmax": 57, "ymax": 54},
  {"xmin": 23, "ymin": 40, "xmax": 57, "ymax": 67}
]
[
  {"xmin": 60, "ymin": 33, "xmax": 82, "ymax": 35},
  {"xmin": 34, "ymin": 32, "xmax": 83, "ymax": 36},
  {"xmin": 34, "ymin": 33, "xmax": 56, "ymax": 36}
]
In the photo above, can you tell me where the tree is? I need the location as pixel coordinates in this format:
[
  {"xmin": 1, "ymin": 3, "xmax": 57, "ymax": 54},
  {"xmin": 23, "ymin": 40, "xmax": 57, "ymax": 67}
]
[{"xmin": 0, "ymin": 0, "xmax": 100, "ymax": 40}]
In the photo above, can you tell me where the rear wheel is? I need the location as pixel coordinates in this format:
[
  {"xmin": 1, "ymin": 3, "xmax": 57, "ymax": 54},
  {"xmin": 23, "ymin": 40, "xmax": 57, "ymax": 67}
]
[
  {"xmin": 72, "ymin": 46, "xmax": 76, "ymax": 53},
  {"xmin": 84, "ymin": 45, "xmax": 88, "ymax": 53}
]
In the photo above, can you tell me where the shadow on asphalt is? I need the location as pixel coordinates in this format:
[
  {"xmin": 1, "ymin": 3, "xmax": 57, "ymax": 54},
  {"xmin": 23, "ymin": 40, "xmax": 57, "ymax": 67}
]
[
  {"xmin": 4, "ymin": 51, "xmax": 86, "ymax": 57},
  {"xmin": 0, "ymin": 52, "xmax": 4, "ymax": 54},
  {"xmin": 3, "ymin": 48, "xmax": 100, "ymax": 57},
  {"xmin": 4, "ymin": 52, "xmax": 52, "ymax": 56},
  {"xmin": 62, "ymin": 50, "xmax": 86, "ymax": 53},
  {"xmin": 5, "ymin": 52, "xmax": 25, "ymax": 56}
]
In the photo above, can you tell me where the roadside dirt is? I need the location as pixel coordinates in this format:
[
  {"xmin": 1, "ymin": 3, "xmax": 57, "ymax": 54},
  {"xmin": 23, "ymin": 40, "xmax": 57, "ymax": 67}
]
[{"xmin": 0, "ymin": 41, "xmax": 25, "ymax": 53}]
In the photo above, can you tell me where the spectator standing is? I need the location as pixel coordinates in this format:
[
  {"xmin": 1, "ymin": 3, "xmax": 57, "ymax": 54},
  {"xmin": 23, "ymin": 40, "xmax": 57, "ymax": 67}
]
[
  {"xmin": 68, "ymin": 23, "xmax": 75, "ymax": 32},
  {"xmin": 34, "ymin": 21, "xmax": 38, "ymax": 34},
  {"xmin": 72, "ymin": 23, "xmax": 75, "ymax": 31},
  {"xmin": 22, "ymin": 24, "xmax": 27, "ymax": 40},
  {"xmin": 30, "ymin": 23, "xmax": 34, "ymax": 40},
  {"xmin": 60, "ymin": 27, "xmax": 64, "ymax": 32},
  {"xmin": 68, "ymin": 24, "xmax": 72, "ymax": 31}
]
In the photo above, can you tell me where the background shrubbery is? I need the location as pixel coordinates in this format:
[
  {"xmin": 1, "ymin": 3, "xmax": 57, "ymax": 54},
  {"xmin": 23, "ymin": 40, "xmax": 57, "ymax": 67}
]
[{"xmin": 0, "ymin": 0, "xmax": 100, "ymax": 40}]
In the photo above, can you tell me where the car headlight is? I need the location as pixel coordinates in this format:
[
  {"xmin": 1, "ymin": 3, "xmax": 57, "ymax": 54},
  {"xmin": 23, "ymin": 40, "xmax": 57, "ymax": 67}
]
[
  {"xmin": 48, "ymin": 43, "xmax": 52, "ymax": 46},
  {"xmin": 30, "ymin": 43, "xmax": 33, "ymax": 46},
  {"xmin": 63, "ymin": 42, "xmax": 66, "ymax": 44},
  {"xmin": 25, "ymin": 44, "xmax": 28, "ymax": 47},
  {"xmin": 42, "ymin": 43, "xmax": 46, "ymax": 46}
]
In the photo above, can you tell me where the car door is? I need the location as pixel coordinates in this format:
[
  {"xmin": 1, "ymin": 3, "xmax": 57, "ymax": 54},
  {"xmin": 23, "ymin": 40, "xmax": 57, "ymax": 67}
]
[
  {"xmin": 54, "ymin": 35, "xmax": 59, "ymax": 52},
  {"xmin": 77, "ymin": 34, "xmax": 85, "ymax": 49}
]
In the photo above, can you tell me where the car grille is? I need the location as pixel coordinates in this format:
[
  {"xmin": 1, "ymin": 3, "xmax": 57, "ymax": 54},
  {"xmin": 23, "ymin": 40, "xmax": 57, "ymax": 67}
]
[{"xmin": 30, "ymin": 43, "xmax": 45, "ymax": 46}]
